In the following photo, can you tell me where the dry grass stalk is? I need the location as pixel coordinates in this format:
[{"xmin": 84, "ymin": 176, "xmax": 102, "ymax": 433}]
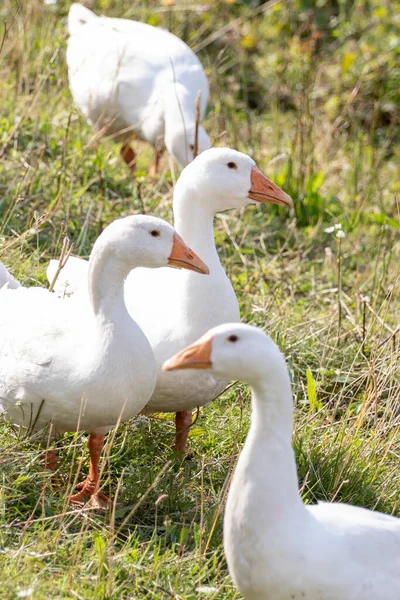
[
  {"xmin": 193, "ymin": 89, "xmax": 202, "ymax": 159},
  {"xmin": 48, "ymin": 237, "xmax": 75, "ymax": 293}
]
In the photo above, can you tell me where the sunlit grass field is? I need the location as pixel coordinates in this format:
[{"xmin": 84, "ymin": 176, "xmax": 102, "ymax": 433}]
[{"xmin": 0, "ymin": 0, "xmax": 399, "ymax": 598}]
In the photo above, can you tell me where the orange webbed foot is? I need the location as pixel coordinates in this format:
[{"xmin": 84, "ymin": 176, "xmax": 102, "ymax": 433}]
[{"xmin": 69, "ymin": 477, "xmax": 111, "ymax": 509}]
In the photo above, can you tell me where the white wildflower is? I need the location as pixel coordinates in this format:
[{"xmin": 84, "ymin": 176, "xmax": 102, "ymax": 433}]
[
  {"xmin": 325, "ymin": 223, "xmax": 343, "ymax": 234},
  {"xmin": 195, "ymin": 586, "xmax": 219, "ymax": 594},
  {"xmin": 17, "ymin": 590, "xmax": 33, "ymax": 599},
  {"xmin": 336, "ymin": 230, "xmax": 346, "ymax": 239}
]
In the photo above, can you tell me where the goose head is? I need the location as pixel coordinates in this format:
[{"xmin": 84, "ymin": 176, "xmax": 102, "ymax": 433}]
[
  {"xmin": 163, "ymin": 322, "xmax": 284, "ymax": 386},
  {"xmin": 174, "ymin": 147, "xmax": 292, "ymax": 214},
  {"xmin": 165, "ymin": 124, "xmax": 211, "ymax": 168},
  {"xmin": 93, "ymin": 215, "xmax": 209, "ymax": 274}
]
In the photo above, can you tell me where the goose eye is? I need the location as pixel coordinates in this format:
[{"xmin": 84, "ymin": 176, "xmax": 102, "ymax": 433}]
[
  {"xmin": 150, "ymin": 229, "xmax": 160, "ymax": 237},
  {"xmin": 189, "ymin": 144, "xmax": 194, "ymax": 152},
  {"xmin": 227, "ymin": 162, "xmax": 238, "ymax": 170},
  {"xmin": 227, "ymin": 335, "xmax": 239, "ymax": 343}
]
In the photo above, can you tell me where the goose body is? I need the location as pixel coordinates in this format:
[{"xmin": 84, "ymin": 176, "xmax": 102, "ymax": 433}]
[
  {"xmin": 47, "ymin": 148, "xmax": 292, "ymax": 449},
  {"xmin": 1, "ymin": 215, "xmax": 207, "ymax": 505},
  {"xmin": 164, "ymin": 323, "xmax": 400, "ymax": 599},
  {"xmin": 129, "ymin": 255, "xmax": 238, "ymax": 415},
  {"xmin": 0, "ymin": 284, "xmax": 153, "ymax": 433},
  {"xmin": 67, "ymin": 3, "xmax": 210, "ymax": 168}
]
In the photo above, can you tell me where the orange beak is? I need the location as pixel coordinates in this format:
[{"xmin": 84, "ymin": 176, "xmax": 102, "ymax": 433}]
[
  {"xmin": 248, "ymin": 166, "xmax": 292, "ymax": 208},
  {"xmin": 168, "ymin": 232, "xmax": 209, "ymax": 275},
  {"xmin": 163, "ymin": 334, "xmax": 213, "ymax": 371}
]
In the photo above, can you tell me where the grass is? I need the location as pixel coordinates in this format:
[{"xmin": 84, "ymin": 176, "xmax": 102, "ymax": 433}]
[{"xmin": 0, "ymin": 0, "xmax": 399, "ymax": 598}]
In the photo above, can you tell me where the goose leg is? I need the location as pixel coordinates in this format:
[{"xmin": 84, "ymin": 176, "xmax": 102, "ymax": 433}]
[
  {"xmin": 69, "ymin": 433, "xmax": 110, "ymax": 508},
  {"xmin": 120, "ymin": 143, "xmax": 136, "ymax": 174},
  {"xmin": 175, "ymin": 410, "xmax": 193, "ymax": 453},
  {"xmin": 42, "ymin": 449, "xmax": 58, "ymax": 471},
  {"xmin": 149, "ymin": 146, "xmax": 163, "ymax": 177}
]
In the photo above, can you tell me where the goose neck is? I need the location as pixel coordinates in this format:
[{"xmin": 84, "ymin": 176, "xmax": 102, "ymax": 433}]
[
  {"xmin": 173, "ymin": 189, "xmax": 220, "ymax": 268},
  {"xmin": 88, "ymin": 246, "xmax": 131, "ymax": 324},
  {"xmin": 164, "ymin": 84, "xmax": 195, "ymax": 128},
  {"xmin": 251, "ymin": 376, "xmax": 294, "ymax": 440},
  {"xmin": 236, "ymin": 374, "xmax": 303, "ymax": 517}
]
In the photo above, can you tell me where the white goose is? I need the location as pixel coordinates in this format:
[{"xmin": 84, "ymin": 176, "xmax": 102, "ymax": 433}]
[
  {"xmin": 0, "ymin": 215, "xmax": 208, "ymax": 507},
  {"xmin": 47, "ymin": 148, "xmax": 292, "ymax": 452},
  {"xmin": 67, "ymin": 3, "xmax": 210, "ymax": 173},
  {"xmin": 164, "ymin": 323, "xmax": 400, "ymax": 600}
]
